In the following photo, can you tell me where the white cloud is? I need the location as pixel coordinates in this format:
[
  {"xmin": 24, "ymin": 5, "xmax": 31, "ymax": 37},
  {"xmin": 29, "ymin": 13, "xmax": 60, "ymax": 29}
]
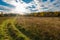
[
  {"xmin": 1, "ymin": 0, "xmax": 60, "ymax": 14},
  {"xmin": 0, "ymin": 5, "xmax": 13, "ymax": 12}
]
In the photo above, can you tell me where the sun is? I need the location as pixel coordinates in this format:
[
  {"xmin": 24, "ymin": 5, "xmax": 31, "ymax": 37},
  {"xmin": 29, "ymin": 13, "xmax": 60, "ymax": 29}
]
[{"xmin": 10, "ymin": 0, "xmax": 28, "ymax": 15}]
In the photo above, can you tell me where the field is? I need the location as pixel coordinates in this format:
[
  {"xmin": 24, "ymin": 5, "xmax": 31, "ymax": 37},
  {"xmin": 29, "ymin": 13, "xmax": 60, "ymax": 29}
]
[
  {"xmin": 0, "ymin": 17, "xmax": 14, "ymax": 24},
  {"xmin": 16, "ymin": 16, "xmax": 60, "ymax": 40},
  {"xmin": 0, "ymin": 16, "xmax": 60, "ymax": 40}
]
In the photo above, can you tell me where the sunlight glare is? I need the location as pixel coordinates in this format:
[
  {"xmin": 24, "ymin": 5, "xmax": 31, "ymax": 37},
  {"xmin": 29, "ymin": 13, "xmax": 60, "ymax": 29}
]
[{"xmin": 10, "ymin": 0, "xmax": 27, "ymax": 14}]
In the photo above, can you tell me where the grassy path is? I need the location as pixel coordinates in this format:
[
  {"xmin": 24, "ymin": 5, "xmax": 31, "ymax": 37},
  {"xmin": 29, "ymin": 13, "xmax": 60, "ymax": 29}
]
[
  {"xmin": 0, "ymin": 17, "xmax": 14, "ymax": 24},
  {"xmin": 0, "ymin": 17, "xmax": 16, "ymax": 40},
  {"xmin": 0, "ymin": 17, "xmax": 31, "ymax": 40}
]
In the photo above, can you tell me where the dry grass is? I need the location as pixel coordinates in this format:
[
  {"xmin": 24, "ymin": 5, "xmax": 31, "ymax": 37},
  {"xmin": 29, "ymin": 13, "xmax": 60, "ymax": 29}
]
[
  {"xmin": 16, "ymin": 16, "xmax": 60, "ymax": 40},
  {"xmin": 0, "ymin": 16, "xmax": 60, "ymax": 40},
  {"xmin": 0, "ymin": 17, "xmax": 15, "ymax": 24}
]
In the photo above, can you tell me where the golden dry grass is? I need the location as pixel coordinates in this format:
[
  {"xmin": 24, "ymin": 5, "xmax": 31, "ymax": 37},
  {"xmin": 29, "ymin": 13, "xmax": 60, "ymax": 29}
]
[
  {"xmin": 0, "ymin": 17, "xmax": 15, "ymax": 24},
  {"xmin": 0, "ymin": 16, "xmax": 60, "ymax": 40},
  {"xmin": 16, "ymin": 16, "xmax": 60, "ymax": 40}
]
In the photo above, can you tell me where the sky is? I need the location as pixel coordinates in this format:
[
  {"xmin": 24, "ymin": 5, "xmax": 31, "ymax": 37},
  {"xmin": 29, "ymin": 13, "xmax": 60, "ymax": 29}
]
[{"xmin": 0, "ymin": 0, "xmax": 60, "ymax": 14}]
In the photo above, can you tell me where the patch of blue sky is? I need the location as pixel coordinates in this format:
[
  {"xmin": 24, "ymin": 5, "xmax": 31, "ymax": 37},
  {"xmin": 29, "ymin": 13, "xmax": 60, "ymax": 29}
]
[
  {"xmin": 22, "ymin": 0, "xmax": 33, "ymax": 3},
  {"xmin": 50, "ymin": 0, "xmax": 54, "ymax": 2},
  {"xmin": 27, "ymin": 5, "xmax": 36, "ymax": 9},
  {"xmin": 53, "ymin": 3, "xmax": 57, "ymax": 5},
  {"xmin": 41, "ymin": 0, "xmax": 54, "ymax": 2},
  {"xmin": 53, "ymin": 2, "xmax": 60, "ymax": 7},
  {"xmin": 55, "ymin": 4, "xmax": 60, "ymax": 7},
  {"xmin": 42, "ymin": 0, "xmax": 47, "ymax": 2},
  {"xmin": 0, "ymin": 0, "xmax": 15, "ymax": 8}
]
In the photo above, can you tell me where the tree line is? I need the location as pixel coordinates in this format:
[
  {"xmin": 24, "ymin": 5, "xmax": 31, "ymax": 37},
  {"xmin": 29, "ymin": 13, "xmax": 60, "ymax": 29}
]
[{"xmin": 27, "ymin": 12, "xmax": 60, "ymax": 17}]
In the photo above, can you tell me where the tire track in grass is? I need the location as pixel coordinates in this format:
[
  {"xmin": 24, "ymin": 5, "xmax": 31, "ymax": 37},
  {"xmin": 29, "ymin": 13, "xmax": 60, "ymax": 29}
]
[
  {"xmin": 7, "ymin": 18, "xmax": 31, "ymax": 40},
  {"xmin": 0, "ymin": 25, "xmax": 4, "ymax": 40},
  {"xmin": 0, "ymin": 17, "xmax": 16, "ymax": 40},
  {"xmin": 0, "ymin": 18, "xmax": 15, "ymax": 40},
  {"xmin": 0, "ymin": 17, "xmax": 31, "ymax": 40},
  {"xmin": 0, "ymin": 25, "xmax": 12, "ymax": 40}
]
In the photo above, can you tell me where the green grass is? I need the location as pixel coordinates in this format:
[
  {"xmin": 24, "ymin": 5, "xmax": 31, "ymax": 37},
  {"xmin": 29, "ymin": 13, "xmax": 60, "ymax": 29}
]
[
  {"xmin": 0, "ymin": 16, "xmax": 60, "ymax": 40},
  {"xmin": 0, "ymin": 16, "xmax": 31, "ymax": 40},
  {"xmin": 0, "ymin": 17, "xmax": 14, "ymax": 24}
]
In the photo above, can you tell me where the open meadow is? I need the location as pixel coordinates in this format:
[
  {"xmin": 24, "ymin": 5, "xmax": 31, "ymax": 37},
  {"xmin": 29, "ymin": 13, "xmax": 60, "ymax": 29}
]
[
  {"xmin": 0, "ymin": 16, "xmax": 60, "ymax": 40},
  {"xmin": 16, "ymin": 16, "xmax": 60, "ymax": 40},
  {"xmin": 0, "ymin": 17, "xmax": 14, "ymax": 24}
]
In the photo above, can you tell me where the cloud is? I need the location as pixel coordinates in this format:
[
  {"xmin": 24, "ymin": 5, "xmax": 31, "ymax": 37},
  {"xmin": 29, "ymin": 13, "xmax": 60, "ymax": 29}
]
[
  {"xmin": 0, "ymin": 0, "xmax": 60, "ymax": 14},
  {"xmin": 33, "ymin": 0, "xmax": 60, "ymax": 12},
  {"xmin": 0, "ymin": 0, "xmax": 15, "ymax": 8},
  {"xmin": 0, "ymin": 0, "xmax": 15, "ymax": 13},
  {"xmin": 0, "ymin": 5, "xmax": 13, "ymax": 13}
]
